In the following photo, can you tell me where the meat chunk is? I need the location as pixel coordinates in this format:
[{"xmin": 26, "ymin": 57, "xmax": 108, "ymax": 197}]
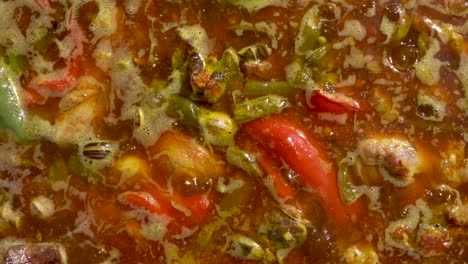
[
  {"xmin": 3, "ymin": 243, "xmax": 67, "ymax": 264},
  {"xmin": 358, "ymin": 137, "xmax": 420, "ymax": 187}
]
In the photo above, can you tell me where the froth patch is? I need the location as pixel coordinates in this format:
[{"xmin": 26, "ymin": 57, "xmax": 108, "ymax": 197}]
[
  {"xmin": 415, "ymin": 38, "xmax": 444, "ymax": 86},
  {"xmin": 90, "ymin": 0, "xmax": 118, "ymax": 41}
]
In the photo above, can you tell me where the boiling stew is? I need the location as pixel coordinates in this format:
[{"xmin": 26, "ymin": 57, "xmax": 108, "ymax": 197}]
[{"xmin": 0, "ymin": 0, "xmax": 467, "ymax": 263}]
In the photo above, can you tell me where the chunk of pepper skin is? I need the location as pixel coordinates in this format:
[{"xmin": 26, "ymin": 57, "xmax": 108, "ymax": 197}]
[
  {"xmin": 308, "ymin": 89, "xmax": 361, "ymax": 114},
  {"xmin": 26, "ymin": 7, "xmax": 83, "ymax": 101},
  {"xmin": 0, "ymin": 62, "xmax": 28, "ymax": 141},
  {"xmin": 120, "ymin": 186, "xmax": 213, "ymax": 226},
  {"xmin": 243, "ymin": 114, "xmax": 363, "ymax": 226}
]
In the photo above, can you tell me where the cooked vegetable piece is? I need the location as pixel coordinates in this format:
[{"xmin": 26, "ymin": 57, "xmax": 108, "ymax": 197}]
[
  {"xmin": 305, "ymin": 45, "xmax": 330, "ymax": 65},
  {"xmin": 338, "ymin": 154, "xmax": 362, "ymax": 204},
  {"xmin": 238, "ymin": 43, "xmax": 272, "ymax": 62},
  {"xmin": 226, "ymin": 146, "xmax": 294, "ymax": 200},
  {"xmin": 224, "ymin": 234, "xmax": 264, "ymax": 261},
  {"xmin": 256, "ymin": 150, "xmax": 296, "ymax": 201},
  {"xmin": 295, "ymin": 5, "xmax": 321, "ymax": 55},
  {"xmin": 198, "ymin": 110, "xmax": 237, "ymax": 146},
  {"xmin": 234, "ymin": 95, "xmax": 289, "ymax": 123},
  {"xmin": 167, "ymin": 95, "xmax": 201, "ymax": 129},
  {"xmin": 337, "ymin": 153, "xmax": 381, "ymax": 209},
  {"xmin": 244, "ymin": 114, "xmax": 363, "ymax": 226},
  {"xmin": 308, "ymin": 89, "xmax": 360, "ymax": 113},
  {"xmin": 167, "ymin": 95, "xmax": 237, "ymax": 146},
  {"xmin": 243, "ymin": 81, "xmax": 296, "ymax": 96},
  {"xmin": 119, "ymin": 186, "xmax": 212, "ymax": 226},
  {"xmin": 226, "ymin": 146, "xmax": 263, "ymax": 179},
  {"xmin": 0, "ymin": 61, "xmax": 27, "ymax": 140},
  {"xmin": 258, "ymin": 208, "xmax": 307, "ymax": 251},
  {"xmin": 29, "ymin": 8, "xmax": 83, "ymax": 93},
  {"xmin": 110, "ymin": 154, "xmax": 151, "ymax": 189}
]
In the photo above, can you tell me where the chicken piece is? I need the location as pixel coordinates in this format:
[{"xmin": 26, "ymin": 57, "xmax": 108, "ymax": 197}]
[{"xmin": 358, "ymin": 137, "xmax": 421, "ymax": 187}]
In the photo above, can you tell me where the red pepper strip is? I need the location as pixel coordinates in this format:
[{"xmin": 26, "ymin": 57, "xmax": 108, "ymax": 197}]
[
  {"xmin": 122, "ymin": 191, "xmax": 178, "ymax": 216},
  {"xmin": 34, "ymin": 8, "xmax": 83, "ymax": 92},
  {"xmin": 34, "ymin": 0, "xmax": 50, "ymax": 10},
  {"xmin": 308, "ymin": 89, "xmax": 360, "ymax": 113},
  {"xmin": 40, "ymin": 57, "xmax": 81, "ymax": 91},
  {"xmin": 23, "ymin": 87, "xmax": 45, "ymax": 106},
  {"xmin": 178, "ymin": 195, "xmax": 212, "ymax": 224},
  {"xmin": 244, "ymin": 114, "xmax": 363, "ymax": 226},
  {"xmin": 120, "ymin": 186, "xmax": 213, "ymax": 226},
  {"xmin": 256, "ymin": 150, "xmax": 295, "ymax": 200}
]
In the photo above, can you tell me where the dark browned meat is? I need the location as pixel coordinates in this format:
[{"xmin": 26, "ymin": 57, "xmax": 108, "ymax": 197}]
[{"xmin": 3, "ymin": 244, "xmax": 66, "ymax": 264}]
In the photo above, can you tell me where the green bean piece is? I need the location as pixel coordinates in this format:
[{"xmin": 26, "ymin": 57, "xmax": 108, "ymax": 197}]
[
  {"xmin": 226, "ymin": 146, "xmax": 263, "ymax": 178},
  {"xmin": 243, "ymin": 81, "xmax": 296, "ymax": 96},
  {"xmin": 234, "ymin": 95, "xmax": 289, "ymax": 123},
  {"xmin": 167, "ymin": 95, "xmax": 201, "ymax": 129},
  {"xmin": 0, "ymin": 61, "xmax": 28, "ymax": 141}
]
